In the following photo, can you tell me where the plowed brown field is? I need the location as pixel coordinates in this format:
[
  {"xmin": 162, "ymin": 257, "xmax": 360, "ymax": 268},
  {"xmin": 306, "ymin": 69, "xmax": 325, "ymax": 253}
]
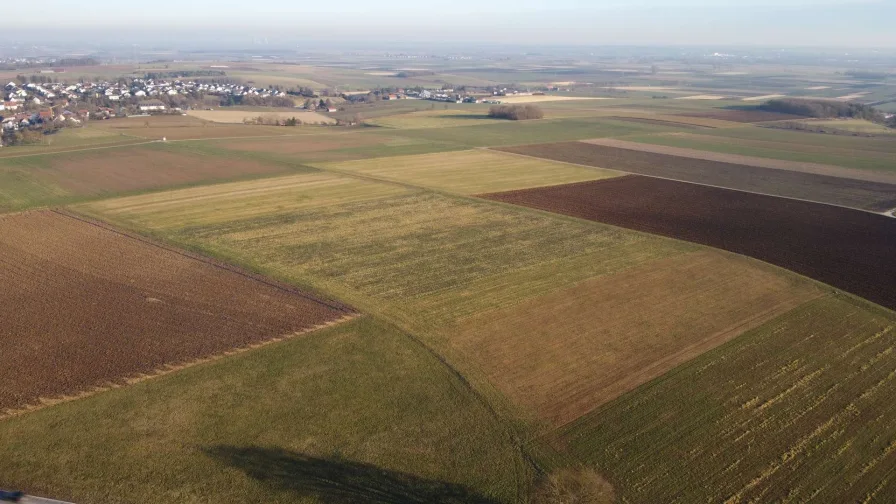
[
  {"xmin": 497, "ymin": 142, "xmax": 896, "ymax": 211},
  {"xmin": 482, "ymin": 176, "xmax": 896, "ymax": 312},
  {"xmin": 0, "ymin": 210, "xmax": 352, "ymax": 414}
]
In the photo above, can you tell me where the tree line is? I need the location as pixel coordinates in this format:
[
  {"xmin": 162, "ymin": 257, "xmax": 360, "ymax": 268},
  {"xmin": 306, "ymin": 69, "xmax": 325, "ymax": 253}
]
[
  {"xmin": 761, "ymin": 98, "xmax": 886, "ymax": 123},
  {"xmin": 488, "ymin": 105, "xmax": 544, "ymax": 121}
]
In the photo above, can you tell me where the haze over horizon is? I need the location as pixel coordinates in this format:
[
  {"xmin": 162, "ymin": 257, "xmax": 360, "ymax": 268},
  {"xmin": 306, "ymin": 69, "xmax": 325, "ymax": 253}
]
[{"xmin": 3, "ymin": 0, "xmax": 894, "ymax": 49}]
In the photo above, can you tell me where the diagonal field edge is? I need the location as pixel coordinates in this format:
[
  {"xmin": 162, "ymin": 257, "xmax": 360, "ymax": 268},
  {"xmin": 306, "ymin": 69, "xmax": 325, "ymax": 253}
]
[{"xmin": 51, "ymin": 208, "xmax": 354, "ymax": 314}]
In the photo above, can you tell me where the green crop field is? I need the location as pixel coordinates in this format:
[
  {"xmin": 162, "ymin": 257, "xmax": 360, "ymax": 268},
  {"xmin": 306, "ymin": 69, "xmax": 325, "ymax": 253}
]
[
  {"xmin": 382, "ymin": 116, "xmax": 679, "ymax": 147},
  {"xmin": 317, "ymin": 149, "xmax": 619, "ymax": 194},
  {"xmin": 0, "ymin": 316, "xmax": 529, "ymax": 504},
  {"xmin": 558, "ymin": 294, "xmax": 896, "ymax": 503},
  {"xmin": 367, "ymin": 110, "xmax": 501, "ymax": 129}
]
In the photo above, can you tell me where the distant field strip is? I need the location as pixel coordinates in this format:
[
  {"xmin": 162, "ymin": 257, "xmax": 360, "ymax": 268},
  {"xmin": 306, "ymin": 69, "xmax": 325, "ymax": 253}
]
[
  {"xmin": 318, "ymin": 150, "xmax": 620, "ymax": 194},
  {"xmin": 581, "ymin": 138, "xmax": 896, "ymax": 184},
  {"xmin": 0, "ymin": 210, "xmax": 350, "ymax": 415},
  {"xmin": 497, "ymin": 142, "xmax": 896, "ymax": 211},
  {"xmin": 482, "ymin": 176, "xmax": 896, "ymax": 311},
  {"xmin": 559, "ymin": 295, "xmax": 896, "ymax": 503},
  {"xmin": 454, "ymin": 250, "xmax": 820, "ymax": 427}
]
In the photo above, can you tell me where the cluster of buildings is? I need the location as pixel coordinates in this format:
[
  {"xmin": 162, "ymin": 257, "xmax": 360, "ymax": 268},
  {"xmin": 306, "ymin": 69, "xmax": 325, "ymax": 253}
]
[{"xmin": 3, "ymin": 78, "xmax": 289, "ymax": 105}]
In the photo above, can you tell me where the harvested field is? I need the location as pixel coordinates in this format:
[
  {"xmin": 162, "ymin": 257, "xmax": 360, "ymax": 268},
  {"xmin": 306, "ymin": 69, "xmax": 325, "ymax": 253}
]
[
  {"xmin": 186, "ymin": 109, "xmax": 336, "ymax": 125},
  {"xmin": 368, "ymin": 110, "xmax": 502, "ymax": 129},
  {"xmin": 454, "ymin": 250, "xmax": 820, "ymax": 427},
  {"xmin": 674, "ymin": 95, "xmax": 728, "ymax": 100},
  {"xmin": 28, "ymin": 143, "xmax": 295, "ymax": 195},
  {"xmin": 494, "ymin": 95, "xmax": 612, "ymax": 104},
  {"xmin": 626, "ymin": 130, "xmax": 896, "ymax": 174},
  {"xmin": 497, "ymin": 141, "xmax": 896, "ymax": 211},
  {"xmin": 0, "ymin": 143, "xmax": 300, "ymax": 212},
  {"xmin": 680, "ymin": 109, "xmax": 805, "ymax": 122},
  {"xmin": 742, "ymin": 94, "xmax": 786, "ymax": 101},
  {"xmin": 605, "ymin": 116, "xmax": 716, "ymax": 129},
  {"xmin": 81, "ymin": 180, "xmax": 674, "ymax": 325},
  {"xmin": 482, "ymin": 176, "xmax": 896, "ymax": 311},
  {"xmin": 0, "ymin": 210, "xmax": 351, "ymax": 414},
  {"xmin": 89, "ymin": 115, "xmax": 297, "ymax": 140},
  {"xmin": 581, "ymin": 138, "xmax": 896, "ymax": 184},
  {"xmin": 560, "ymin": 294, "xmax": 896, "ymax": 503},
  {"xmin": 319, "ymin": 149, "xmax": 619, "ymax": 194}
]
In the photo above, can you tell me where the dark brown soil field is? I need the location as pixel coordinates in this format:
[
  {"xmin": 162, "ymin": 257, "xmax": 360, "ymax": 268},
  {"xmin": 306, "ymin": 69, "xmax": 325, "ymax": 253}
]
[
  {"xmin": 679, "ymin": 109, "xmax": 805, "ymax": 123},
  {"xmin": 0, "ymin": 210, "xmax": 352, "ymax": 414},
  {"xmin": 497, "ymin": 142, "xmax": 896, "ymax": 212},
  {"xmin": 482, "ymin": 176, "xmax": 896, "ymax": 312}
]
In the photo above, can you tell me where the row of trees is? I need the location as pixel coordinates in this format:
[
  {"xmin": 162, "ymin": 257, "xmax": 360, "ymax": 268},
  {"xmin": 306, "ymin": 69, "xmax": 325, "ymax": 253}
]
[
  {"xmin": 761, "ymin": 98, "xmax": 886, "ymax": 123},
  {"xmin": 488, "ymin": 104, "xmax": 544, "ymax": 121}
]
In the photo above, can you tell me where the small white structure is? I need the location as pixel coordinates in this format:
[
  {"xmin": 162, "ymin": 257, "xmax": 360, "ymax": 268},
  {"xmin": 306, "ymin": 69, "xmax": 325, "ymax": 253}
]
[{"xmin": 139, "ymin": 100, "xmax": 167, "ymax": 112}]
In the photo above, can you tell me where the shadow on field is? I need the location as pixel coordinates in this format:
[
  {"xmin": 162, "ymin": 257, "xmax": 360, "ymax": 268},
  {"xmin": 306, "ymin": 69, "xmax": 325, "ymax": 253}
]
[{"xmin": 206, "ymin": 446, "xmax": 499, "ymax": 504}]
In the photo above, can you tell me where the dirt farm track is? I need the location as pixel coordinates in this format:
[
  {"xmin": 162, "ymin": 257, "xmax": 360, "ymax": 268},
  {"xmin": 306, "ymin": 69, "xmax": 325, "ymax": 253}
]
[
  {"xmin": 483, "ymin": 176, "xmax": 896, "ymax": 312},
  {"xmin": 0, "ymin": 210, "xmax": 352, "ymax": 415}
]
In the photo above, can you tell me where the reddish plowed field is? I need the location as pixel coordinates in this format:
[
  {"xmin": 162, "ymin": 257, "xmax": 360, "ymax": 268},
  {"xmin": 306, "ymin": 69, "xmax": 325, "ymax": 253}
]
[
  {"xmin": 0, "ymin": 210, "xmax": 352, "ymax": 414},
  {"xmin": 483, "ymin": 177, "xmax": 896, "ymax": 312},
  {"xmin": 498, "ymin": 142, "xmax": 896, "ymax": 212}
]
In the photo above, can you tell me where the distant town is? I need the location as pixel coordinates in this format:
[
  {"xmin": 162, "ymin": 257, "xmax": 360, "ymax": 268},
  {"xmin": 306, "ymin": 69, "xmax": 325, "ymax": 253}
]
[{"xmin": 0, "ymin": 70, "xmax": 544, "ymax": 146}]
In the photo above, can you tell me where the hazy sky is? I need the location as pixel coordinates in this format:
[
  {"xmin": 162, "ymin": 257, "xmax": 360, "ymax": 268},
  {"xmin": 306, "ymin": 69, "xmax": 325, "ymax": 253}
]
[{"xmin": 6, "ymin": 0, "xmax": 895, "ymax": 47}]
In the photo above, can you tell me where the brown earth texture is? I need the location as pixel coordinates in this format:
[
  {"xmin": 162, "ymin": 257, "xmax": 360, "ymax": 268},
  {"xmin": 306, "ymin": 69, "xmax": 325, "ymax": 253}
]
[{"xmin": 0, "ymin": 210, "xmax": 352, "ymax": 414}]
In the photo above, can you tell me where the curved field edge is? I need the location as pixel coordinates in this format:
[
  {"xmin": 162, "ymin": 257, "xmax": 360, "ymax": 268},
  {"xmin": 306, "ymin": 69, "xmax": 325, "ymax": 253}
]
[
  {"xmin": 552, "ymin": 294, "xmax": 896, "ymax": 503},
  {"xmin": 0, "ymin": 316, "xmax": 532, "ymax": 504}
]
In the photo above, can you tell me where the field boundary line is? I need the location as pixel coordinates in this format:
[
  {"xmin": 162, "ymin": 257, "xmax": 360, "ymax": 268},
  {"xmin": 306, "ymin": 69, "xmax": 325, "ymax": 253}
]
[
  {"xmin": 487, "ymin": 147, "xmax": 893, "ymax": 216},
  {"xmin": 0, "ymin": 314, "xmax": 360, "ymax": 422},
  {"xmin": 0, "ymin": 139, "xmax": 158, "ymax": 159},
  {"xmin": 51, "ymin": 209, "xmax": 354, "ymax": 313}
]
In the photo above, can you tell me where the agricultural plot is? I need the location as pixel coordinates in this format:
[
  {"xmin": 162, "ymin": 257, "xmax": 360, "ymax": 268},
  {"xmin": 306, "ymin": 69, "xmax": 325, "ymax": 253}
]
[
  {"xmin": 80, "ymin": 171, "xmax": 691, "ymax": 329},
  {"xmin": 0, "ymin": 142, "xmax": 300, "ymax": 212},
  {"xmin": 559, "ymin": 294, "xmax": 896, "ymax": 503},
  {"xmin": 680, "ymin": 108, "xmax": 805, "ymax": 122},
  {"xmin": 482, "ymin": 176, "xmax": 896, "ymax": 311},
  {"xmin": 367, "ymin": 110, "xmax": 502, "ymax": 129},
  {"xmin": 385, "ymin": 116, "xmax": 677, "ymax": 147},
  {"xmin": 89, "ymin": 115, "xmax": 299, "ymax": 140},
  {"xmin": 186, "ymin": 109, "xmax": 336, "ymax": 125},
  {"xmin": 0, "ymin": 317, "xmax": 527, "ymax": 504},
  {"xmin": 498, "ymin": 142, "xmax": 896, "ymax": 211},
  {"xmin": 578, "ymin": 138, "xmax": 896, "ymax": 184},
  {"xmin": 218, "ymin": 131, "xmax": 465, "ymax": 163},
  {"xmin": 0, "ymin": 210, "xmax": 351, "ymax": 414},
  {"xmin": 454, "ymin": 250, "xmax": 820, "ymax": 427},
  {"xmin": 318, "ymin": 150, "xmax": 619, "ymax": 194}
]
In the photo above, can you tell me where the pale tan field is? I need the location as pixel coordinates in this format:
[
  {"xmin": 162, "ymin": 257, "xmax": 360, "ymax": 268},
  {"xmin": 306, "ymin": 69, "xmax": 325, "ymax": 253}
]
[
  {"xmin": 742, "ymin": 94, "xmax": 786, "ymax": 101},
  {"xmin": 82, "ymin": 172, "xmax": 410, "ymax": 229},
  {"xmin": 318, "ymin": 150, "xmax": 620, "ymax": 194},
  {"xmin": 806, "ymin": 86, "xmax": 831, "ymax": 90},
  {"xmin": 186, "ymin": 109, "xmax": 336, "ymax": 125},
  {"xmin": 453, "ymin": 250, "xmax": 821, "ymax": 427},
  {"xmin": 836, "ymin": 92, "xmax": 870, "ymax": 101}
]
